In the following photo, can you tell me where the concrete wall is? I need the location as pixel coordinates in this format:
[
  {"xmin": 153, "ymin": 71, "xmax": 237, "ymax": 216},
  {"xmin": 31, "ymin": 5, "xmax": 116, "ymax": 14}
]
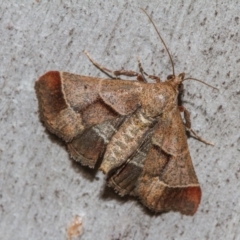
[{"xmin": 1, "ymin": 1, "xmax": 239, "ymax": 239}]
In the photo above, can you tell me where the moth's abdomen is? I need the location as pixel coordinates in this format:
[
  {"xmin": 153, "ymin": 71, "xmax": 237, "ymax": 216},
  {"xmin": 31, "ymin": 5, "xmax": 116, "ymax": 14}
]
[{"xmin": 100, "ymin": 109, "xmax": 154, "ymax": 174}]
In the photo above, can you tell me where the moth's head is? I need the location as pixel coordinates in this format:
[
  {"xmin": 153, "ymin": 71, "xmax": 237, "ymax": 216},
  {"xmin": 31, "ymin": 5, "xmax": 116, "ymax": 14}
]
[
  {"xmin": 166, "ymin": 72, "xmax": 185, "ymax": 92},
  {"xmin": 167, "ymin": 73, "xmax": 219, "ymax": 93}
]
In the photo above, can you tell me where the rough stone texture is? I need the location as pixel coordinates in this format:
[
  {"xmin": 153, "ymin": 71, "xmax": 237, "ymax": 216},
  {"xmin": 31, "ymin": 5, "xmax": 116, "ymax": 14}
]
[{"xmin": 0, "ymin": 1, "xmax": 239, "ymax": 240}]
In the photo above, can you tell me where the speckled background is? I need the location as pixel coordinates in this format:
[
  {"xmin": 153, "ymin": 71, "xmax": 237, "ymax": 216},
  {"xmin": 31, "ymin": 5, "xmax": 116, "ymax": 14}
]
[{"xmin": 0, "ymin": 1, "xmax": 239, "ymax": 240}]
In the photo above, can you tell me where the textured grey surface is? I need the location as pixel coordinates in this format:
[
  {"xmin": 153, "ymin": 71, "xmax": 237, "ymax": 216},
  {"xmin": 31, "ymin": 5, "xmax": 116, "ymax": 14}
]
[{"xmin": 0, "ymin": 1, "xmax": 239, "ymax": 240}]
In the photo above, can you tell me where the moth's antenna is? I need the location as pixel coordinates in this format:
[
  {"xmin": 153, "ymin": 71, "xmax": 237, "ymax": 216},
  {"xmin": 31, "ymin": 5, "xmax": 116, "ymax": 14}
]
[
  {"xmin": 183, "ymin": 77, "xmax": 219, "ymax": 90},
  {"xmin": 141, "ymin": 8, "xmax": 175, "ymax": 76}
]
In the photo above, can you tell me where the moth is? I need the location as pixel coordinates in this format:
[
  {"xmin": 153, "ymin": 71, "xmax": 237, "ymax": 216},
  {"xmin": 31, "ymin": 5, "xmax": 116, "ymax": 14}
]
[{"xmin": 35, "ymin": 9, "xmax": 216, "ymax": 215}]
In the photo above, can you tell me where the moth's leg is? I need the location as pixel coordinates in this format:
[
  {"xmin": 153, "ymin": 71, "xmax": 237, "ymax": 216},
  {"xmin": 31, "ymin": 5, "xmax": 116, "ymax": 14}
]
[
  {"xmin": 179, "ymin": 106, "xmax": 214, "ymax": 146},
  {"xmin": 85, "ymin": 51, "xmax": 145, "ymax": 82},
  {"xmin": 113, "ymin": 69, "xmax": 146, "ymax": 82},
  {"xmin": 178, "ymin": 106, "xmax": 191, "ymax": 128},
  {"xmin": 85, "ymin": 51, "xmax": 115, "ymax": 78},
  {"xmin": 137, "ymin": 57, "xmax": 161, "ymax": 83}
]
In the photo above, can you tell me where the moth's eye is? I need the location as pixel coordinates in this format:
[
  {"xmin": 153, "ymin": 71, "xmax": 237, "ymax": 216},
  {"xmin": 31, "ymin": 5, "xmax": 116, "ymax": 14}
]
[{"xmin": 167, "ymin": 74, "xmax": 173, "ymax": 80}]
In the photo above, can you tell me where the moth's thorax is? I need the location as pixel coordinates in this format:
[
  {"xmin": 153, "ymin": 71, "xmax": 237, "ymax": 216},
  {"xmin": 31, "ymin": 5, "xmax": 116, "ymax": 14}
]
[{"xmin": 141, "ymin": 81, "xmax": 178, "ymax": 118}]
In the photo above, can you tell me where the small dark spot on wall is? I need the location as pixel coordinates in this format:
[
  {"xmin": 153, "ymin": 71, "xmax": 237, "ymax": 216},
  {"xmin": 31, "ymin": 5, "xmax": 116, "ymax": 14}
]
[
  {"xmin": 34, "ymin": 213, "xmax": 38, "ymax": 222},
  {"xmin": 215, "ymin": 223, "xmax": 221, "ymax": 227},
  {"xmin": 7, "ymin": 25, "xmax": 13, "ymax": 30},
  {"xmin": 235, "ymin": 16, "xmax": 239, "ymax": 24},
  {"xmin": 68, "ymin": 40, "xmax": 73, "ymax": 47},
  {"xmin": 215, "ymin": 11, "xmax": 218, "ymax": 16},
  {"xmin": 63, "ymin": 4, "xmax": 69, "ymax": 10},
  {"xmin": 40, "ymin": 194, "xmax": 44, "ymax": 200},
  {"xmin": 217, "ymin": 105, "xmax": 222, "ymax": 112},
  {"xmin": 54, "ymin": 190, "xmax": 60, "ymax": 198},
  {"xmin": 200, "ymin": 17, "xmax": 207, "ymax": 26},
  {"xmin": 0, "ymin": 204, "xmax": 5, "ymax": 214},
  {"xmin": 69, "ymin": 29, "xmax": 74, "ymax": 36}
]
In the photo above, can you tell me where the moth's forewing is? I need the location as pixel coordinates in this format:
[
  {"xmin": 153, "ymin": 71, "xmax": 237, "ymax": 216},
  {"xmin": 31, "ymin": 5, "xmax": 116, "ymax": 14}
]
[{"xmin": 36, "ymin": 72, "xmax": 143, "ymax": 141}]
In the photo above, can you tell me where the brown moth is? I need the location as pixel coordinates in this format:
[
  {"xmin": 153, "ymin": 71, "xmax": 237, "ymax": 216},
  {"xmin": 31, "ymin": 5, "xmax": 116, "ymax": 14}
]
[{"xmin": 35, "ymin": 9, "xmax": 216, "ymax": 215}]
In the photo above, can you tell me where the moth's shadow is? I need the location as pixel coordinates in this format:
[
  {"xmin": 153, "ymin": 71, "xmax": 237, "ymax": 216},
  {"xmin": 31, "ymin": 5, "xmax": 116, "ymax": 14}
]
[
  {"xmin": 71, "ymin": 160, "xmax": 99, "ymax": 181},
  {"xmin": 101, "ymin": 184, "xmax": 129, "ymax": 203}
]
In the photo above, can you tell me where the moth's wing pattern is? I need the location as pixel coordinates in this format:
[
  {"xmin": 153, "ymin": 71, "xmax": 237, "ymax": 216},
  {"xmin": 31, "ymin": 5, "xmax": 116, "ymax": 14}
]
[
  {"xmin": 67, "ymin": 117, "xmax": 125, "ymax": 168},
  {"xmin": 35, "ymin": 72, "xmax": 143, "ymax": 142},
  {"xmin": 107, "ymin": 130, "xmax": 153, "ymax": 196},
  {"xmin": 100, "ymin": 79, "xmax": 143, "ymax": 115},
  {"xmin": 108, "ymin": 108, "xmax": 201, "ymax": 215}
]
